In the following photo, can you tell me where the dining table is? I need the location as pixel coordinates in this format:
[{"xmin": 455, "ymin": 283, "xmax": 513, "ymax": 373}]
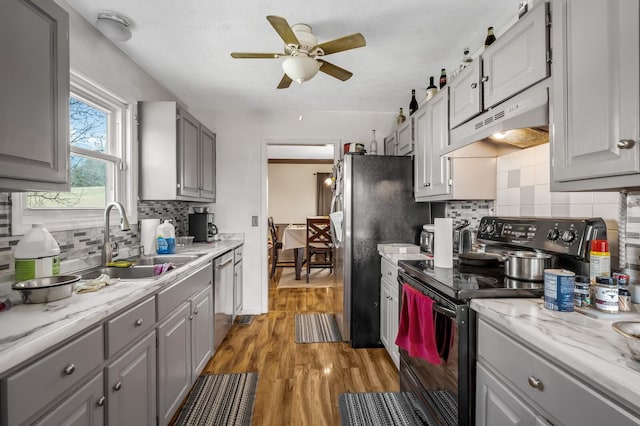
[{"xmin": 281, "ymin": 224, "xmax": 307, "ymax": 280}]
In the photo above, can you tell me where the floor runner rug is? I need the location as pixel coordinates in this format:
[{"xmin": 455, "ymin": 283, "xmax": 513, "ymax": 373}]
[
  {"xmin": 338, "ymin": 392, "xmax": 437, "ymax": 426},
  {"xmin": 425, "ymin": 389, "xmax": 457, "ymax": 426},
  {"xmin": 174, "ymin": 372, "xmax": 258, "ymax": 426},
  {"xmin": 294, "ymin": 313, "xmax": 342, "ymax": 343}
]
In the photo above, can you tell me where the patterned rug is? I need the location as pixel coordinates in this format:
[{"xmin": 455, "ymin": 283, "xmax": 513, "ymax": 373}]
[
  {"xmin": 294, "ymin": 313, "xmax": 342, "ymax": 343},
  {"xmin": 174, "ymin": 372, "xmax": 258, "ymax": 426},
  {"xmin": 338, "ymin": 392, "xmax": 437, "ymax": 426},
  {"xmin": 425, "ymin": 390, "xmax": 457, "ymax": 426}
]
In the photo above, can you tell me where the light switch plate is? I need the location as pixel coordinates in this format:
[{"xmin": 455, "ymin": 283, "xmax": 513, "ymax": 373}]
[{"xmin": 252, "ymin": 216, "xmax": 258, "ymax": 226}]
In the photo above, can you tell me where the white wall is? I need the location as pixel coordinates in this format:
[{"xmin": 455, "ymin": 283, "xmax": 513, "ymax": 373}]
[
  {"xmin": 268, "ymin": 163, "xmax": 333, "ymax": 224},
  {"xmin": 192, "ymin": 109, "xmax": 395, "ymax": 314}
]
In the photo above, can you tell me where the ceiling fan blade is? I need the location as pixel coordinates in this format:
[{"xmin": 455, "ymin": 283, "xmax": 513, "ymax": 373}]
[
  {"xmin": 230, "ymin": 52, "xmax": 285, "ymax": 59},
  {"xmin": 318, "ymin": 59, "xmax": 353, "ymax": 81},
  {"xmin": 266, "ymin": 15, "xmax": 300, "ymax": 47},
  {"xmin": 277, "ymin": 74, "xmax": 293, "ymax": 89},
  {"xmin": 314, "ymin": 33, "xmax": 366, "ymax": 55}
]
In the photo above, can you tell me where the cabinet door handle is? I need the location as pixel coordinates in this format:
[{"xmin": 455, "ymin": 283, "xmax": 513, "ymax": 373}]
[
  {"xmin": 96, "ymin": 396, "xmax": 106, "ymax": 407},
  {"xmin": 216, "ymin": 258, "xmax": 233, "ymax": 268},
  {"xmin": 481, "ymin": 76, "xmax": 489, "ymax": 83},
  {"xmin": 423, "ymin": 183, "xmax": 431, "ymax": 187},
  {"xmin": 135, "ymin": 318, "xmax": 143, "ymax": 327},
  {"xmin": 387, "ymin": 271, "xmax": 392, "ymax": 276},
  {"xmin": 63, "ymin": 364, "xmax": 76, "ymax": 375},
  {"xmin": 113, "ymin": 381, "xmax": 122, "ymax": 391},
  {"xmin": 189, "ymin": 315, "xmax": 194, "ymax": 320},
  {"xmin": 618, "ymin": 139, "xmax": 636, "ymax": 149},
  {"xmin": 470, "ymin": 82, "xmax": 478, "ymax": 89},
  {"xmin": 527, "ymin": 376, "xmax": 543, "ymax": 390},
  {"xmin": 194, "ymin": 310, "xmax": 199, "ymax": 315}
]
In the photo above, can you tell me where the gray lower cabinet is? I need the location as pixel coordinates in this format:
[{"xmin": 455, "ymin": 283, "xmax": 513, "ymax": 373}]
[
  {"xmin": 157, "ymin": 301, "xmax": 192, "ymax": 426},
  {"xmin": 551, "ymin": 0, "xmax": 640, "ymax": 191},
  {"xmin": 233, "ymin": 246, "xmax": 244, "ymax": 321},
  {"xmin": 379, "ymin": 257, "xmax": 400, "ymax": 369},
  {"xmin": 0, "ymin": 0, "xmax": 70, "ymax": 192},
  {"xmin": 32, "ymin": 373, "xmax": 105, "ymax": 426},
  {"xmin": 156, "ymin": 263, "xmax": 214, "ymax": 426},
  {"xmin": 476, "ymin": 318, "xmax": 640, "ymax": 425},
  {"xmin": 106, "ymin": 331, "xmax": 156, "ymax": 426}
]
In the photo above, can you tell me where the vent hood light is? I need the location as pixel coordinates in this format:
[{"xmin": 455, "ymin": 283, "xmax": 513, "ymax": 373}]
[{"xmin": 444, "ymin": 79, "xmax": 551, "ymax": 158}]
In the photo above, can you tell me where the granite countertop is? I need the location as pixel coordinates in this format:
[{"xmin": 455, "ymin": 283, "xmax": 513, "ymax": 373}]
[
  {"xmin": 0, "ymin": 238, "xmax": 243, "ymax": 377},
  {"xmin": 471, "ymin": 298, "xmax": 640, "ymax": 416}
]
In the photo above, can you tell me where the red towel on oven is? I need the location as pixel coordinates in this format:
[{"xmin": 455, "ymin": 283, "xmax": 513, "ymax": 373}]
[{"xmin": 395, "ymin": 284, "xmax": 442, "ymax": 365}]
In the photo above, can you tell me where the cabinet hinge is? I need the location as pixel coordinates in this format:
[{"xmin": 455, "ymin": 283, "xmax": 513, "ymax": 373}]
[
  {"xmin": 133, "ymin": 114, "xmax": 139, "ymax": 126},
  {"xmin": 448, "ymin": 179, "xmax": 453, "ymax": 186},
  {"xmin": 546, "ymin": 49, "xmax": 552, "ymax": 63},
  {"xmin": 545, "ymin": 11, "xmax": 551, "ymax": 27},
  {"xmin": 176, "ymin": 113, "xmax": 180, "ymax": 120}
]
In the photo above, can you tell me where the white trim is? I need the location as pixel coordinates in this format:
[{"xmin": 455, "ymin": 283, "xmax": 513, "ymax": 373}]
[
  {"xmin": 261, "ymin": 138, "xmax": 339, "ymax": 312},
  {"xmin": 11, "ymin": 72, "xmax": 137, "ymax": 235}
]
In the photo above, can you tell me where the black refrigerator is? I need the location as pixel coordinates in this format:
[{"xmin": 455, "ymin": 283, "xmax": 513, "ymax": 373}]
[{"xmin": 331, "ymin": 155, "xmax": 434, "ymax": 348}]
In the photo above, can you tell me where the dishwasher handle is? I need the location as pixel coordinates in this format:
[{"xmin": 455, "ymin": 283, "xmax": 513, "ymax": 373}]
[{"xmin": 216, "ymin": 257, "xmax": 233, "ymax": 268}]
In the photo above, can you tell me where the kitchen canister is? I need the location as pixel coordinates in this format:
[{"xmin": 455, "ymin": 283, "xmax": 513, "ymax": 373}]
[
  {"xmin": 140, "ymin": 218, "xmax": 161, "ymax": 255},
  {"xmin": 544, "ymin": 269, "xmax": 575, "ymax": 312},
  {"xmin": 595, "ymin": 276, "xmax": 619, "ymax": 313},
  {"xmin": 14, "ymin": 224, "xmax": 60, "ymax": 282}
]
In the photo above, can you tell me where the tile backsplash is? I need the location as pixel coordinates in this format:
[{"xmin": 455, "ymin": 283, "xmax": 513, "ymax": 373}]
[{"xmin": 0, "ymin": 194, "xmax": 190, "ymax": 279}]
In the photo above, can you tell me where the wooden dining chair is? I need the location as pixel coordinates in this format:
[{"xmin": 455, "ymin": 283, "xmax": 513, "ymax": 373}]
[
  {"xmin": 268, "ymin": 216, "xmax": 284, "ymax": 278},
  {"xmin": 305, "ymin": 216, "xmax": 333, "ymax": 282}
]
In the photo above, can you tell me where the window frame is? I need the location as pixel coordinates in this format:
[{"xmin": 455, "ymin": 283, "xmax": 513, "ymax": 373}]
[{"xmin": 12, "ymin": 71, "xmax": 137, "ymax": 235}]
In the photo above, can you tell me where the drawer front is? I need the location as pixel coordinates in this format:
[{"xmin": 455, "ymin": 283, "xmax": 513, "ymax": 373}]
[
  {"xmin": 157, "ymin": 261, "xmax": 212, "ymax": 319},
  {"xmin": 381, "ymin": 257, "xmax": 399, "ymax": 284},
  {"xmin": 234, "ymin": 246, "xmax": 243, "ymax": 264},
  {"xmin": 5, "ymin": 327, "xmax": 104, "ymax": 426},
  {"xmin": 478, "ymin": 319, "xmax": 639, "ymax": 425},
  {"xmin": 106, "ymin": 296, "xmax": 156, "ymax": 358}
]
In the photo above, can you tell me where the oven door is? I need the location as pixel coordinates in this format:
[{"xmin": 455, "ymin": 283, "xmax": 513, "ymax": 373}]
[{"xmin": 398, "ymin": 270, "xmax": 473, "ymax": 426}]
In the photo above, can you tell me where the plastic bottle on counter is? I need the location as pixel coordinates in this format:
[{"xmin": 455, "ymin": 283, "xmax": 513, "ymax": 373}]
[
  {"xmin": 156, "ymin": 220, "xmax": 176, "ymax": 254},
  {"xmin": 589, "ymin": 239, "xmax": 610, "ymax": 285},
  {"xmin": 14, "ymin": 223, "xmax": 60, "ymax": 282}
]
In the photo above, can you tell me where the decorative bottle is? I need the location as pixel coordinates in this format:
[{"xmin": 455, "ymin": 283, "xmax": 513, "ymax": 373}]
[
  {"xmin": 484, "ymin": 27, "xmax": 496, "ymax": 47},
  {"xmin": 462, "ymin": 47, "xmax": 472, "ymax": 65},
  {"xmin": 369, "ymin": 130, "xmax": 378, "ymax": 155},
  {"xmin": 439, "ymin": 68, "xmax": 447, "ymax": 88},
  {"xmin": 397, "ymin": 108, "xmax": 406, "ymax": 125},
  {"xmin": 426, "ymin": 77, "xmax": 438, "ymax": 101},
  {"xmin": 409, "ymin": 90, "xmax": 419, "ymax": 115}
]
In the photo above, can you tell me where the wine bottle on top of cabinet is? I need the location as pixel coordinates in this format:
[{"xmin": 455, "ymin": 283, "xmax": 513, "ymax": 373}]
[
  {"xmin": 484, "ymin": 26, "xmax": 496, "ymax": 47},
  {"xmin": 439, "ymin": 68, "xmax": 447, "ymax": 88},
  {"xmin": 426, "ymin": 77, "xmax": 438, "ymax": 101},
  {"xmin": 369, "ymin": 130, "xmax": 378, "ymax": 155},
  {"xmin": 409, "ymin": 90, "xmax": 418, "ymax": 115},
  {"xmin": 397, "ymin": 108, "xmax": 406, "ymax": 125}
]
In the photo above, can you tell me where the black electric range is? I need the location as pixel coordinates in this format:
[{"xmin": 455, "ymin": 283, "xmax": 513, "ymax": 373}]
[{"xmin": 398, "ymin": 258, "xmax": 544, "ymax": 301}]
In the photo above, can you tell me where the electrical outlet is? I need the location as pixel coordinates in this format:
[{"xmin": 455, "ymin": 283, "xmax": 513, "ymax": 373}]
[{"xmin": 252, "ymin": 216, "xmax": 258, "ymax": 227}]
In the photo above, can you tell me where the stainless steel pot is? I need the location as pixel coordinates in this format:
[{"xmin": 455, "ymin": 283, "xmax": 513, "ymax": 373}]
[
  {"xmin": 504, "ymin": 251, "xmax": 555, "ymax": 281},
  {"xmin": 11, "ymin": 275, "xmax": 80, "ymax": 304}
]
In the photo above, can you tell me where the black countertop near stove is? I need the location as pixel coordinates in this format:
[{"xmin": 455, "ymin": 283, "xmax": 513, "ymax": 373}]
[{"xmin": 398, "ymin": 258, "xmax": 544, "ymax": 301}]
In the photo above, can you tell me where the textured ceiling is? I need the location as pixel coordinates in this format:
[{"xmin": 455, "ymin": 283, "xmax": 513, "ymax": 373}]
[{"xmin": 65, "ymin": 0, "xmax": 520, "ymax": 113}]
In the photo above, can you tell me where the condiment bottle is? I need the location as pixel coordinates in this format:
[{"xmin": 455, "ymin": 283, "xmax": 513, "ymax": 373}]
[
  {"xmin": 589, "ymin": 240, "xmax": 610, "ymax": 285},
  {"xmin": 595, "ymin": 276, "xmax": 618, "ymax": 313}
]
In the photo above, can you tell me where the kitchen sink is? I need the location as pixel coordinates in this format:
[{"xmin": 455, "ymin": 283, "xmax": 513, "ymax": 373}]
[
  {"xmin": 129, "ymin": 254, "xmax": 200, "ymax": 265},
  {"xmin": 80, "ymin": 265, "xmax": 160, "ymax": 280}
]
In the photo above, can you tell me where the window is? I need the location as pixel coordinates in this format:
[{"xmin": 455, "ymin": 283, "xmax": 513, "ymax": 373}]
[{"xmin": 12, "ymin": 72, "xmax": 136, "ymax": 234}]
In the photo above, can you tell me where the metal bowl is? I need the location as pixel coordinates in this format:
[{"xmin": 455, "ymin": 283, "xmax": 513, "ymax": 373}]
[
  {"xmin": 612, "ymin": 321, "xmax": 640, "ymax": 361},
  {"xmin": 192, "ymin": 207, "xmax": 209, "ymax": 213},
  {"xmin": 11, "ymin": 275, "xmax": 80, "ymax": 304}
]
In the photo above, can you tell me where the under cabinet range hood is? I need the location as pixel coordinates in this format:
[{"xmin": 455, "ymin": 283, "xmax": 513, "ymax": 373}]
[{"xmin": 444, "ymin": 78, "xmax": 551, "ymax": 158}]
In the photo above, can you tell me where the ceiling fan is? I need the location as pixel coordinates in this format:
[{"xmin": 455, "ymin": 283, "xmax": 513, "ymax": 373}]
[{"xmin": 230, "ymin": 15, "xmax": 366, "ymax": 89}]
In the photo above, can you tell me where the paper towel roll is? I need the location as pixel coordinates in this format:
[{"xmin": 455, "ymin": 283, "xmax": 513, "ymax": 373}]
[
  {"xmin": 140, "ymin": 218, "xmax": 160, "ymax": 255},
  {"xmin": 434, "ymin": 218, "xmax": 453, "ymax": 268}
]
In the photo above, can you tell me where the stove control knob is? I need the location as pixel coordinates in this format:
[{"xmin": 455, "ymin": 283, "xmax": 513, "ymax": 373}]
[
  {"xmin": 485, "ymin": 224, "xmax": 495, "ymax": 235},
  {"xmin": 561, "ymin": 230, "xmax": 576, "ymax": 243},
  {"xmin": 547, "ymin": 229, "xmax": 560, "ymax": 241}
]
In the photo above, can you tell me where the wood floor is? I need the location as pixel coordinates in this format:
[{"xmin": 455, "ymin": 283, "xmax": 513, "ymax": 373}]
[{"xmin": 201, "ymin": 268, "xmax": 399, "ymax": 425}]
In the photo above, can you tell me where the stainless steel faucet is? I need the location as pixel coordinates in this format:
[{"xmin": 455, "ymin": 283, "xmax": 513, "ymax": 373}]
[{"xmin": 102, "ymin": 201, "xmax": 131, "ymax": 265}]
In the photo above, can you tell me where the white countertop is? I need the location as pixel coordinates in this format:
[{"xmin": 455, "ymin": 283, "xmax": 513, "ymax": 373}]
[
  {"xmin": 379, "ymin": 251, "xmax": 429, "ymax": 265},
  {"xmin": 0, "ymin": 239, "xmax": 243, "ymax": 377},
  {"xmin": 471, "ymin": 298, "xmax": 640, "ymax": 416}
]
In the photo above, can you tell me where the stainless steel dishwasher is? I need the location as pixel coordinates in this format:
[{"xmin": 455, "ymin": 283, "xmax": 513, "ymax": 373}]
[{"xmin": 213, "ymin": 251, "xmax": 234, "ymax": 350}]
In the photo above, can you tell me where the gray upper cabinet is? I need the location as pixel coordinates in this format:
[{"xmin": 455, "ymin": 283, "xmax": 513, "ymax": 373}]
[
  {"xmin": 482, "ymin": 2, "xmax": 550, "ymax": 109},
  {"xmin": 449, "ymin": 58, "xmax": 483, "ymax": 128},
  {"xmin": 551, "ymin": 0, "xmax": 640, "ymax": 191},
  {"xmin": 384, "ymin": 130, "xmax": 398, "ymax": 155},
  {"xmin": 139, "ymin": 101, "xmax": 216, "ymax": 202},
  {"xmin": 397, "ymin": 117, "xmax": 414, "ymax": 155},
  {"xmin": 0, "ymin": 0, "xmax": 70, "ymax": 192}
]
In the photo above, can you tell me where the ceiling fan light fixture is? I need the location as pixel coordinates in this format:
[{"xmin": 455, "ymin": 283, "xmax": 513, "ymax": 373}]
[
  {"xmin": 282, "ymin": 56, "xmax": 321, "ymax": 84},
  {"xmin": 95, "ymin": 11, "xmax": 132, "ymax": 42}
]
